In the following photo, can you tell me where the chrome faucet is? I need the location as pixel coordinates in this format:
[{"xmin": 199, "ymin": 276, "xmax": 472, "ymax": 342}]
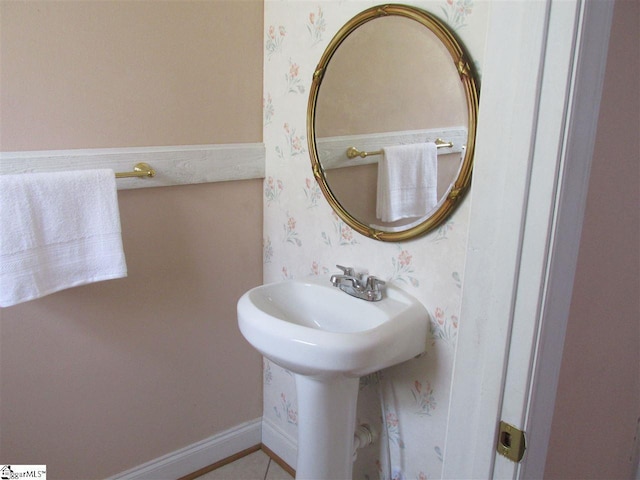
[{"xmin": 330, "ymin": 265, "xmax": 386, "ymax": 302}]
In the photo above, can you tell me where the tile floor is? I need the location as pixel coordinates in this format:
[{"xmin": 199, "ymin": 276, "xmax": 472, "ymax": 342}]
[{"xmin": 194, "ymin": 450, "xmax": 294, "ymax": 480}]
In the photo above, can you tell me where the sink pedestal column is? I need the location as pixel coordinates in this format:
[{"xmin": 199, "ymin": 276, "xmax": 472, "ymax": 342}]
[{"xmin": 294, "ymin": 374, "xmax": 360, "ymax": 480}]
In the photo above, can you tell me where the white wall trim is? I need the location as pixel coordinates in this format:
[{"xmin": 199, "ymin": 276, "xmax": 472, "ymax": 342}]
[
  {"xmin": 261, "ymin": 417, "xmax": 298, "ymax": 471},
  {"xmin": 517, "ymin": 1, "xmax": 614, "ymax": 477},
  {"xmin": 442, "ymin": 1, "xmax": 553, "ymax": 476},
  {"xmin": 442, "ymin": 0, "xmax": 614, "ymax": 478},
  {"xmin": 106, "ymin": 418, "xmax": 262, "ymax": 480},
  {"xmin": 0, "ymin": 143, "xmax": 265, "ymax": 190}
]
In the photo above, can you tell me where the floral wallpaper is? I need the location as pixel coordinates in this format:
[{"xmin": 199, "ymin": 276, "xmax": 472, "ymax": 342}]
[{"xmin": 262, "ymin": 1, "xmax": 487, "ymax": 478}]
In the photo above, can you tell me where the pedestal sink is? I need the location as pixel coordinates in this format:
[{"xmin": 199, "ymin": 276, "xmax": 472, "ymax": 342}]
[{"xmin": 237, "ymin": 275, "xmax": 430, "ymax": 479}]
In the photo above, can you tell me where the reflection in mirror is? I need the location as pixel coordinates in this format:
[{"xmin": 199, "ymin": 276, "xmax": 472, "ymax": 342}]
[{"xmin": 307, "ymin": 4, "xmax": 479, "ymax": 241}]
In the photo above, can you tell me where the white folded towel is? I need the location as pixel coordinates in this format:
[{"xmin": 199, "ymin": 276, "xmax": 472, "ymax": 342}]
[
  {"xmin": 376, "ymin": 142, "xmax": 438, "ymax": 222},
  {"xmin": 0, "ymin": 169, "xmax": 127, "ymax": 307}
]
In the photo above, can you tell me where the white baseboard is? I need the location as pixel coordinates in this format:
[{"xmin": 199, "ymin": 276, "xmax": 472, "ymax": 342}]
[
  {"xmin": 107, "ymin": 418, "xmax": 262, "ymax": 480},
  {"xmin": 261, "ymin": 417, "xmax": 298, "ymax": 470}
]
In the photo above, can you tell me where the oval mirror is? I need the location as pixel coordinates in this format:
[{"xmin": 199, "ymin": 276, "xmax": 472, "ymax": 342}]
[{"xmin": 307, "ymin": 4, "xmax": 479, "ymax": 242}]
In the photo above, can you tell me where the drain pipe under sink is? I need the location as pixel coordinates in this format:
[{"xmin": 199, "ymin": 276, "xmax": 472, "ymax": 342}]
[{"xmin": 352, "ymin": 424, "xmax": 377, "ymax": 461}]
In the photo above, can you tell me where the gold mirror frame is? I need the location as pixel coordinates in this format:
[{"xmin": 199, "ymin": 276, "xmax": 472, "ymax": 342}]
[{"xmin": 307, "ymin": 4, "xmax": 479, "ymax": 242}]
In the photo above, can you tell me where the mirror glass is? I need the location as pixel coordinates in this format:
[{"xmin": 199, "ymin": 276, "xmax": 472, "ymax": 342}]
[{"xmin": 307, "ymin": 5, "xmax": 479, "ymax": 241}]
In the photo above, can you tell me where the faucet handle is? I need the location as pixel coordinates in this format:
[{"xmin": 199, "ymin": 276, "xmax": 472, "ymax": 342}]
[
  {"xmin": 364, "ymin": 276, "xmax": 386, "ymax": 301},
  {"xmin": 366, "ymin": 276, "xmax": 386, "ymax": 292},
  {"xmin": 336, "ymin": 265, "xmax": 356, "ymax": 277}
]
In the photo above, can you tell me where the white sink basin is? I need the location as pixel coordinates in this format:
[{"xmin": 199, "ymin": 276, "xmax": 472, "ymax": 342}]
[
  {"xmin": 238, "ymin": 274, "xmax": 430, "ymax": 479},
  {"xmin": 237, "ymin": 275, "xmax": 429, "ymax": 377}
]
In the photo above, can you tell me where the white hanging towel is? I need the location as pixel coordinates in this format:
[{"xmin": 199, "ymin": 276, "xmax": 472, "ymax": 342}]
[
  {"xmin": 376, "ymin": 142, "xmax": 438, "ymax": 222},
  {"xmin": 0, "ymin": 169, "xmax": 127, "ymax": 307}
]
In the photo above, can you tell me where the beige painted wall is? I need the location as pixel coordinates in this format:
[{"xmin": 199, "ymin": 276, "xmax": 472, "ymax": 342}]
[
  {"xmin": 0, "ymin": 0, "xmax": 262, "ymax": 150},
  {"xmin": 545, "ymin": 0, "xmax": 640, "ymax": 477},
  {"xmin": 0, "ymin": 2, "xmax": 264, "ymax": 479}
]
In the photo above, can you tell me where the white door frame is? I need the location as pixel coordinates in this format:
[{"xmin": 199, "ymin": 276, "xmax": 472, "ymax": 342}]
[{"xmin": 441, "ymin": 1, "xmax": 614, "ymax": 479}]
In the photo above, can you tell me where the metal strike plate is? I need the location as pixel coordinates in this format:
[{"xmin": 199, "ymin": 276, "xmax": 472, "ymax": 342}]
[{"xmin": 497, "ymin": 421, "xmax": 526, "ymax": 463}]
